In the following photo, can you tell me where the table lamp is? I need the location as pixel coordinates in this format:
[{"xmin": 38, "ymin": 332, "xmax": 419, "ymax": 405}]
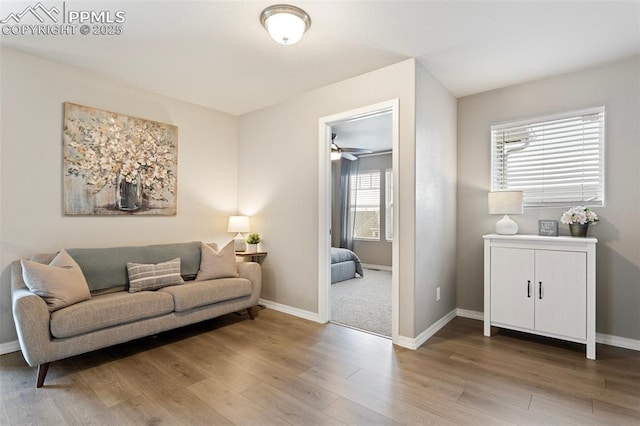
[
  {"xmin": 228, "ymin": 216, "xmax": 250, "ymax": 252},
  {"xmin": 488, "ymin": 191, "xmax": 523, "ymax": 235}
]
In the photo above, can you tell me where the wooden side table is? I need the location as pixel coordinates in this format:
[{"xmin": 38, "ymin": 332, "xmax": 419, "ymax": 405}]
[{"xmin": 235, "ymin": 251, "xmax": 267, "ymax": 263}]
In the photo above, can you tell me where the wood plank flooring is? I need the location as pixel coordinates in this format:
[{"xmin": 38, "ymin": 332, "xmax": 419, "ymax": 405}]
[{"xmin": 1, "ymin": 309, "xmax": 639, "ymax": 425}]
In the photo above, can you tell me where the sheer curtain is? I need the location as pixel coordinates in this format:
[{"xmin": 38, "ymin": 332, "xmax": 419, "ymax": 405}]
[{"xmin": 339, "ymin": 158, "xmax": 358, "ymax": 250}]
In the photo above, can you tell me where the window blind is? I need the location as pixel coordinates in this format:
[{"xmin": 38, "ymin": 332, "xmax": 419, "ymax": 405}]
[
  {"xmin": 491, "ymin": 107, "xmax": 605, "ymax": 207},
  {"xmin": 350, "ymin": 170, "xmax": 380, "ymax": 240}
]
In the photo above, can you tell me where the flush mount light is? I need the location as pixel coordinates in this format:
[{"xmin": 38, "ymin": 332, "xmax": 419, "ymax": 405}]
[{"xmin": 260, "ymin": 4, "xmax": 311, "ymax": 45}]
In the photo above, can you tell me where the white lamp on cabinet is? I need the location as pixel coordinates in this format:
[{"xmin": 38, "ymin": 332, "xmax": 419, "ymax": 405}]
[
  {"xmin": 488, "ymin": 191, "xmax": 523, "ymax": 235},
  {"xmin": 228, "ymin": 215, "xmax": 250, "ymax": 252}
]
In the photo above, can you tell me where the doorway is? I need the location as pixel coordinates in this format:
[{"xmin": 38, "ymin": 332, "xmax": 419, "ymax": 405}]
[{"xmin": 318, "ymin": 100, "xmax": 399, "ymax": 343}]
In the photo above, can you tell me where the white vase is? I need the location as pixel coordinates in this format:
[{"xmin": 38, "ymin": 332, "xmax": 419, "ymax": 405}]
[{"xmin": 246, "ymin": 244, "xmax": 258, "ymax": 253}]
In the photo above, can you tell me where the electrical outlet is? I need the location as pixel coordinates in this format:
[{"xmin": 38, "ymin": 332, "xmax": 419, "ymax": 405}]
[{"xmin": 436, "ymin": 287, "xmax": 441, "ymax": 301}]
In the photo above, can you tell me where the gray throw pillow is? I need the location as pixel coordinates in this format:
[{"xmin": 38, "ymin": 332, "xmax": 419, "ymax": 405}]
[
  {"xmin": 21, "ymin": 249, "xmax": 91, "ymax": 312},
  {"xmin": 127, "ymin": 258, "xmax": 184, "ymax": 292}
]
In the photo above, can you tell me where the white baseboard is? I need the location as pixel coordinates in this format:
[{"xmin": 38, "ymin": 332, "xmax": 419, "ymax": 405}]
[
  {"xmin": 396, "ymin": 309, "xmax": 458, "ymax": 350},
  {"xmin": 0, "ymin": 340, "xmax": 20, "ymax": 355},
  {"xmin": 361, "ymin": 264, "xmax": 392, "ymax": 271},
  {"xmin": 456, "ymin": 308, "xmax": 484, "ymax": 321},
  {"xmin": 453, "ymin": 309, "xmax": 639, "ymax": 352},
  {"xmin": 596, "ymin": 333, "xmax": 640, "ymax": 351},
  {"xmin": 259, "ymin": 298, "xmax": 321, "ymax": 323},
  {"xmin": 255, "ymin": 301, "xmax": 640, "ymax": 354}
]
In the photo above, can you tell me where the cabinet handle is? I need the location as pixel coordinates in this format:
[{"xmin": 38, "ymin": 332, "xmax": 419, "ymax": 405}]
[
  {"xmin": 527, "ymin": 280, "xmax": 531, "ymax": 298},
  {"xmin": 538, "ymin": 281, "xmax": 543, "ymax": 299}
]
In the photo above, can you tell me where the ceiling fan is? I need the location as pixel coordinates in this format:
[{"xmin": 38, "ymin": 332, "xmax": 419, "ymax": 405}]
[{"xmin": 331, "ymin": 133, "xmax": 372, "ymax": 161}]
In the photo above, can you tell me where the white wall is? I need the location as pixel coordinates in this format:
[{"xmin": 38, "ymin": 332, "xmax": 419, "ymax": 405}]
[
  {"xmin": 0, "ymin": 47, "xmax": 240, "ymax": 344},
  {"xmin": 415, "ymin": 62, "xmax": 458, "ymax": 332},
  {"xmin": 457, "ymin": 56, "xmax": 640, "ymax": 340},
  {"xmin": 238, "ymin": 59, "xmax": 419, "ymax": 337},
  {"xmin": 239, "ymin": 59, "xmax": 458, "ymax": 340}
]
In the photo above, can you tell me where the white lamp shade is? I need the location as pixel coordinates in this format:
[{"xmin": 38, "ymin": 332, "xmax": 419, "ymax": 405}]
[
  {"xmin": 227, "ymin": 216, "xmax": 250, "ymax": 233},
  {"xmin": 488, "ymin": 191, "xmax": 524, "ymax": 215}
]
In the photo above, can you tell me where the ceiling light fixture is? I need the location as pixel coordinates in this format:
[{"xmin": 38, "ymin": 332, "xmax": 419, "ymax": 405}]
[{"xmin": 260, "ymin": 4, "xmax": 311, "ymax": 45}]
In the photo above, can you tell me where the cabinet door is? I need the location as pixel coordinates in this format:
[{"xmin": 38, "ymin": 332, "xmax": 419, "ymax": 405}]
[
  {"xmin": 534, "ymin": 250, "xmax": 587, "ymax": 340},
  {"xmin": 490, "ymin": 247, "xmax": 535, "ymax": 329}
]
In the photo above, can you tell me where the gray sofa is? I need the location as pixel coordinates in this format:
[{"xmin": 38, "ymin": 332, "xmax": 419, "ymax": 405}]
[{"xmin": 11, "ymin": 241, "xmax": 261, "ymax": 388}]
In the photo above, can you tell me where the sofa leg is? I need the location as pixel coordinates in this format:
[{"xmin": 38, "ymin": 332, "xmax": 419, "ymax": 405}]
[
  {"xmin": 36, "ymin": 363, "xmax": 50, "ymax": 388},
  {"xmin": 247, "ymin": 306, "xmax": 256, "ymax": 320}
]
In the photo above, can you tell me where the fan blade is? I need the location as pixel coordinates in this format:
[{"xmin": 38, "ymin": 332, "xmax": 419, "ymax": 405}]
[
  {"xmin": 340, "ymin": 147, "xmax": 373, "ymax": 154},
  {"xmin": 342, "ymin": 152, "xmax": 358, "ymax": 161},
  {"xmin": 331, "ymin": 137, "xmax": 371, "ymax": 158}
]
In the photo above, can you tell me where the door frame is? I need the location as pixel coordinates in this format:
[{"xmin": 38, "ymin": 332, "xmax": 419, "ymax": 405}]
[{"xmin": 317, "ymin": 99, "xmax": 400, "ymax": 343}]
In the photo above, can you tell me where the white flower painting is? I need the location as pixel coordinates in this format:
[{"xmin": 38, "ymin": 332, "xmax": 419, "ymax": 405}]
[{"xmin": 63, "ymin": 103, "xmax": 178, "ymax": 215}]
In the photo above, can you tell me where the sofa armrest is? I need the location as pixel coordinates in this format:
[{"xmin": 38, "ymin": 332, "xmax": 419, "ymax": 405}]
[
  {"xmin": 237, "ymin": 262, "xmax": 262, "ymax": 304},
  {"xmin": 11, "ymin": 261, "xmax": 52, "ymax": 367}
]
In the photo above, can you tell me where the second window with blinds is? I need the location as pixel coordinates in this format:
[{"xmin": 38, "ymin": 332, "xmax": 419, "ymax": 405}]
[{"xmin": 491, "ymin": 107, "xmax": 605, "ymax": 207}]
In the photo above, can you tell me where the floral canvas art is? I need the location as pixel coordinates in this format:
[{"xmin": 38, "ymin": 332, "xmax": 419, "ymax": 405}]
[{"xmin": 63, "ymin": 103, "xmax": 178, "ymax": 215}]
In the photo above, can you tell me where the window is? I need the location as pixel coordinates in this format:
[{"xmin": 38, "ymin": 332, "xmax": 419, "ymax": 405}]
[
  {"xmin": 350, "ymin": 167, "xmax": 394, "ymax": 241},
  {"xmin": 385, "ymin": 168, "xmax": 393, "ymax": 241},
  {"xmin": 491, "ymin": 107, "xmax": 605, "ymax": 207},
  {"xmin": 350, "ymin": 170, "xmax": 380, "ymax": 240}
]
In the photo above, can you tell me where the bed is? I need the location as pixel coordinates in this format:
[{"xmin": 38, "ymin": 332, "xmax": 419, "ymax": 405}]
[{"xmin": 331, "ymin": 247, "xmax": 364, "ymax": 284}]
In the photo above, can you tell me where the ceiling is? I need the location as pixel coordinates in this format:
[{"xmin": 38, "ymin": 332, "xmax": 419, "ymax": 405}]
[
  {"xmin": 332, "ymin": 111, "xmax": 392, "ymax": 153},
  {"xmin": 1, "ymin": 1, "xmax": 639, "ymax": 116}
]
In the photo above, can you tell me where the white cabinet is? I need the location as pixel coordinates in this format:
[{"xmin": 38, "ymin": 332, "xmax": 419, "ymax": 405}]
[{"xmin": 484, "ymin": 234, "xmax": 597, "ymax": 359}]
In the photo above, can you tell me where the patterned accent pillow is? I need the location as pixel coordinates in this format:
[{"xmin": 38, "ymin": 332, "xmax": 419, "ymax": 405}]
[
  {"xmin": 127, "ymin": 258, "xmax": 184, "ymax": 293},
  {"xmin": 21, "ymin": 249, "xmax": 91, "ymax": 312},
  {"xmin": 196, "ymin": 241, "xmax": 239, "ymax": 281}
]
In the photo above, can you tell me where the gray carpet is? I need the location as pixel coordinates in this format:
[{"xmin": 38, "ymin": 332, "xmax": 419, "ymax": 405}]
[{"xmin": 331, "ymin": 268, "xmax": 392, "ymax": 337}]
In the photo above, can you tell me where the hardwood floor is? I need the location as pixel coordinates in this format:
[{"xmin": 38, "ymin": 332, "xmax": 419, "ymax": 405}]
[{"xmin": 1, "ymin": 309, "xmax": 639, "ymax": 425}]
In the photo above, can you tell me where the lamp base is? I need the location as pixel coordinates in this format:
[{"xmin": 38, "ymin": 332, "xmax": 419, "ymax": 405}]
[
  {"xmin": 495, "ymin": 214, "xmax": 519, "ymax": 235},
  {"xmin": 233, "ymin": 233, "xmax": 246, "ymax": 252}
]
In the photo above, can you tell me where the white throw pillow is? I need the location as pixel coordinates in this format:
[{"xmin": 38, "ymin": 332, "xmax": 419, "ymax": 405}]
[
  {"xmin": 196, "ymin": 241, "xmax": 238, "ymax": 281},
  {"xmin": 21, "ymin": 249, "xmax": 91, "ymax": 312}
]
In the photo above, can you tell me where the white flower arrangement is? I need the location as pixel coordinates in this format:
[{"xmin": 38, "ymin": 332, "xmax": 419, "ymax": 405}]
[
  {"xmin": 65, "ymin": 113, "xmax": 176, "ymax": 202},
  {"xmin": 560, "ymin": 206, "xmax": 599, "ymax": 225}
]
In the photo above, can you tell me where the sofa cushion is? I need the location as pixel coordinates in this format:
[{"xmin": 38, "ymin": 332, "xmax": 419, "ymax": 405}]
[
  {"xmin": 127, "ymin": 258, "xmax": 184, "ymax": 292},
  {"xmin": 196, "ymin": 241, "xmax": 238, "ymax": 281},
  {"xmin": 67, "ymin": 241, "xmax": 201, "ymax": 292},
  {"xmin": 50, "ymin": 291, "xmax": 174, "ymax": 338},
  {"xmin": 21, "ymin": 249, "xmax": 91, "ymax": 312},
  {"xmin": 160, "ymin": 278, "xmax": 252, "ymax": 312}
]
